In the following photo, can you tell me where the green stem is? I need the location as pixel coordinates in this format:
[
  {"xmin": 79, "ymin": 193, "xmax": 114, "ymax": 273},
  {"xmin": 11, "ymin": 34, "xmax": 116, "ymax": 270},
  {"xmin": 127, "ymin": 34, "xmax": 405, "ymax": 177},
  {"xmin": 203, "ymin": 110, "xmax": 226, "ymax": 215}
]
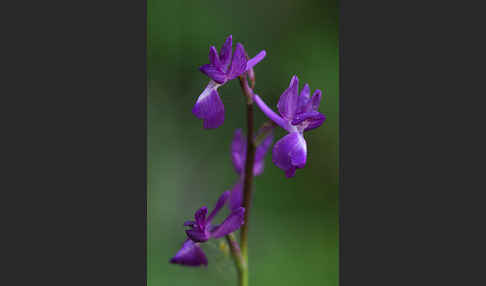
[{"xmin": 225, "ymin": 234, "xmax": 247, "ymax": 286}]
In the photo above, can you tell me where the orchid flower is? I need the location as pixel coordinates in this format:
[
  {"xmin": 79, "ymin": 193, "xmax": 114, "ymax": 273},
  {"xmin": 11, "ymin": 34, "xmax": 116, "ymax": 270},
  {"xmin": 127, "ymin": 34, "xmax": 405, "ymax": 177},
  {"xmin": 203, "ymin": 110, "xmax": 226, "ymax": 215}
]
[
  {"xmin": 192, "ymin": 35, "xmax": 266, "ymax": 129},
  {"xmin": 170, "ymin": 191, "xmax": 245, "ymax": 266},
  {"xmin": 253, "ymin": 75, "xmax": 326, "ymax": 178}
]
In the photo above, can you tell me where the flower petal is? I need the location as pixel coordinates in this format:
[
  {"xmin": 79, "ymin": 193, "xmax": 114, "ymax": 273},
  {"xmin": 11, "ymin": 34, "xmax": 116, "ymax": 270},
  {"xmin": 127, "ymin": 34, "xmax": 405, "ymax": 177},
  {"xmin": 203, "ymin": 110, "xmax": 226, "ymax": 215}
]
[
  {"xmin": 192, "ymin": 83, "xmax": 225, "ymax": 129},
  {"xmin": 272, "ymin": 132, "xmax": 307, "ymax": 178},
  {"xmin": 310, "ymin": 89, "xmax": 322, "ymax": 111},
  {"xmin": 210, "ymin": 207, "xmax": 245, "ymax": 238},
  {"xmin": 228, "ymin": 43, "xmax": 247, "ymax": 80},
  {"xmin": 199, "ymin": 64, "xmax": 226, "ymax": 84},
  {"xmin": 208, "ymin": 46, "xmax": 221, "ymax": 67},
  {"xmin": 184, "ymin": 220, "xmax": 196, "ymax": 227},
  {"xmin": 202, "ymin": 110, "xmax": 225, "ymax": 129},
  {"xmin": 219, "ymin": 35, "xmax": 233, "ymax": 70},
  {"xmin": 206, "ymin": 191, "xmax": 230, "ymax": 223},
  {"xmin": 253, "ymin": 94, "xmax": 290, "ymax": 131},
  {"xmin": 277, "ymin": 75, "xmax": 300, "ymax": 121},
  {"xmin": 253, "ymin": 129, "xmax": 273, "ymax": 176},
  {"xmin": 231, "ymin": 129, "xmax": 246, "ymax": 174},
  {"xmin": 194, "ymin": 206, "xmax": 207, "ymax": 227},
  {"xmin": 289, "ymin": 134, "xmax": 307, "ymax": 168},
  {"xmin": 170, "ymin": 239, "xmax": 208, "ymax": 267},
  {"xmin": 228, "ymin": 180, "xmax": 243, "ymax": 211},
  {"xmin": 291, "ymin": 111, "xmax": 326, "ymax": 132},
  {"xmin": 185, "ymin": 228, "xmax": 210, "ymax": 243},
  {"xmin": 284, "ymin": 167, "xmax": 296, "ymax": 178},
  {"xmin": 297, "ymin": 83, "xmax": 311, "ymax": 112},
  {"xmin": 245, "ymin": 50, "xmax": 266, "ymax": 72}
]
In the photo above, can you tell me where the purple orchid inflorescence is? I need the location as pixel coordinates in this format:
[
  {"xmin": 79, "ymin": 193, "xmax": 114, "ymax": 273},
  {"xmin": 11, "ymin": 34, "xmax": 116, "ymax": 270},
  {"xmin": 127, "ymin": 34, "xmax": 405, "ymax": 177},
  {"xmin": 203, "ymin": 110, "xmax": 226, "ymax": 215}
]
[
  {"xmin": 170, "ymin": 191, "xmax": 245, "ymax": 266},
  {"xmin": 171, "ymin": 35, "xmax": 328, "ymax": 280},
  {"xmin": 253, "ymin": 75, "xmax": 326, "ymax": 178},
  {"xmin": 192, "ymin": 35, "xmax": 266, "ymax": 129},
  {"xmin": 228, "ymin": 127, "xmax": 273, "ymax": 211}
]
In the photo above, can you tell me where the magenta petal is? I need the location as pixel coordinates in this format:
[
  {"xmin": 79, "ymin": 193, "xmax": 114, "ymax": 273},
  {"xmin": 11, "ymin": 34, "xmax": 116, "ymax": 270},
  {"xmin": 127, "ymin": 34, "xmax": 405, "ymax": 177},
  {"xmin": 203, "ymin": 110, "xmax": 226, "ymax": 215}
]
[
  {"xmin": 170, "ymin": 239, "xmax": 208, "ymax": 267},
  {"xmin": 206, "ymin": 191, "xmax": 230, "ymax": 223},
  {"xmin": 194, "ymin": 206, "xmax": 207, "ymax": 226},
  {"xmin": 277, "ymin": 75, "xmax": 300, "ymax": 121},
  {"xmin": 298, "ymin": 83, "xmax": 311, "ymax": 111},
  {"xmin": 231, "ymin": 129, "xmax": 246, "ymax": 174},
  {"xmin": 245, "ymin": 50, "xmax": 266, "ymax": 71},
  {"xmin": 228, "ymin": 43, "xmax": 247, "ymax": 80},
  {"xmin": 202, "ymin": 111, "xmax": 225, "ymax": 129},
  {"xmin": 192, "ymin": 86, "xmax": 225, "ymax": 129},
  {"xmin": 219, "ymin": 35, "xmax": 233, "ymax": 70},
  {"xmin": 285, "ymin": 168, "xmax": 296, "ymax": 178},
  {"xmin": 228, "ymin": 180, "xmax": 243, "ymax": 211},
  {"xmin": 291, "ymin": 111, "xmax": 326, "ymax": 132},
  {"xmin": 272, "ymin": 132, "xmax": 307, "ymax": 178},
  {"xmin": 210, "ymin": 207, "xmax": 245, "ymax": 238},
  {"xmin": 185, "ymin": 228, "xmax": 209, "ymax": 243},
  {"xmin": 300, "ymin": 83, "xmax": 310, "ymax": 99},
  {"xmin": 208, "ymin": 46, "xmax": 221, "ymax": 67},
  {"xmin": 310, "ymin": 90, "xmax": 322, "ymax": 111},
  {"xmin": 184, "ymin": 220, "xmax": 196, "ymax": 227},
  {"xmin": 289, "ymin": 135, "xmax": 307, "ymax": 168},
  {"xmin": 199, "ymin": 64, "xmax": 226, "ymax": 84}
]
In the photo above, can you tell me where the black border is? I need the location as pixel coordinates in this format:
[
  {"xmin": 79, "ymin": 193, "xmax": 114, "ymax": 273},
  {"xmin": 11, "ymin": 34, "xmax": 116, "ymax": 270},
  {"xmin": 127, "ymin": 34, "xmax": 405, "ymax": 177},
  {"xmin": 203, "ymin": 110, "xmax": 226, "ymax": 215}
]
[
  {"xmin": 5, "ymin": 0, "xmax": 481, "ymax": 284},
  {"xmin": 6, "ymin": 0, "xmax": 148, "ymax": 284},
  {"xmin": 339, "ymin": 0, "xmax": 483, "ymax": 285}
]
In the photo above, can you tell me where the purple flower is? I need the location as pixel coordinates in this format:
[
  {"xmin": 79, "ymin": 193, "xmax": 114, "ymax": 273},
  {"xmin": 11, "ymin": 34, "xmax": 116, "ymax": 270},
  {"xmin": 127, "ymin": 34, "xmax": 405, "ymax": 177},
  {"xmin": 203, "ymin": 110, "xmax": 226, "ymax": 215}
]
[
  {"xmin": 228, "ymin": 127, "xmax": 273, "ymax": 211},
  {"xmin": 192, "ymin": 35, "xmax": 266, "ymax": 129},
  {"xmin": 169, "ymin": 239, "xmax": 208, "ymax": 267},
  {"xmin": 170, "ymin": 191, "xmax": 245, "ymax": 266},
  {"xmin": 253, "ymin": 75, "xmax": 326, "ymax": 178}
]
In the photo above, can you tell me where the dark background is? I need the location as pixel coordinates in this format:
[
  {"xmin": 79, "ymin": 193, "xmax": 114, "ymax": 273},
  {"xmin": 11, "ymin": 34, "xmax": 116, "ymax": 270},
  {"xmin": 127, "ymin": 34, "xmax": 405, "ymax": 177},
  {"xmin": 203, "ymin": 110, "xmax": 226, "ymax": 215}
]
[
  {"xmin": 148, "ymin": 0, "xmax": 339, "ymax": 285},
  {"xmin": 4, "ymin": 0, "xmax": 481, "ymax": 285}
]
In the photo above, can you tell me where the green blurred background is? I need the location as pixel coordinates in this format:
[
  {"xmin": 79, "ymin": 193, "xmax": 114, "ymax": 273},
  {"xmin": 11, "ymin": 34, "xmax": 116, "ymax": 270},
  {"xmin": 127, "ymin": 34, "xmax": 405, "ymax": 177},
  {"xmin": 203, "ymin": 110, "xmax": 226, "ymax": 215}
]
[{"xmin": 147, "ymin": 0, "xmax": 339, "ymax": 285}]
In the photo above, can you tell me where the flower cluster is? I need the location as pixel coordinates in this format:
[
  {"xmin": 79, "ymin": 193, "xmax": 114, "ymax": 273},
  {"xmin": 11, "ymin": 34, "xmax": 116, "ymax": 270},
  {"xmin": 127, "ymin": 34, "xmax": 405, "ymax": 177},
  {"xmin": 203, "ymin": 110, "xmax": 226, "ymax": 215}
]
[
  {"xmin": 254, "ymin": 75, "xmax": 325, "ymax": 177},
  {"xmin": 192, "ymin": 35, "xmax": 266, "ymax": 129},
  {"xmin": 171, "ymin": 35, "xmax": 327, "ymax": 269},
  {"xmin": 170, "ymin": 191, "xmax": 245, "ymax": 266}
]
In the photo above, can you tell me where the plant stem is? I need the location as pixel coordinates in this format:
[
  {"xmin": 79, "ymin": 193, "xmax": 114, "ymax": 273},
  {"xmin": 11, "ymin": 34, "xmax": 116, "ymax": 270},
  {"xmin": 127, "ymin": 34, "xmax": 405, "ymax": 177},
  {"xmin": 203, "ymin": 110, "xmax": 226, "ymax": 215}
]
[
  {"xmin": 225, "ymin": 234, "xmax": 247, "ymax": 286},
  {"xmin": 238, "ymin": 75, "xmax": 255, "ymax": 286}
]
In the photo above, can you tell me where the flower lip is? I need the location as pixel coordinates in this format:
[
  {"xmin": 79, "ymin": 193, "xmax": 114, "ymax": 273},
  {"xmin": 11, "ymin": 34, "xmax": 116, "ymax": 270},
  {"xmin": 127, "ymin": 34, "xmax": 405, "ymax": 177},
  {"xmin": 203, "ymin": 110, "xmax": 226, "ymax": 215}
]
[
  {"xmin": 170, "ymin": 239, "xmax": 208, "ymax": 267},
  {"xmin": 192, "ymin": 83, "xmax": 225, "ymax": 129},
  {"xmin": 272, "ymin": 132, "xmax": 307, "ymax": 178}
]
